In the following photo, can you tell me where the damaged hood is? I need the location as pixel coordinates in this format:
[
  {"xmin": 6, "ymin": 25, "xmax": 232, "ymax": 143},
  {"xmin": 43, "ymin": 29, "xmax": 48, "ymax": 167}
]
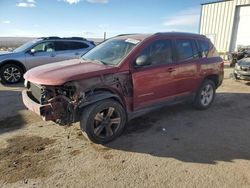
[{"xmin": 24, "ymin": 59, "xmax": 118, "ymax": 85}]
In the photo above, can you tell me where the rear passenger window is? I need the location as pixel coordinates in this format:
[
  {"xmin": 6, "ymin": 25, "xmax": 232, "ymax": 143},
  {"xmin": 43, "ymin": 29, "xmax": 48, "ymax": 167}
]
[
  {"xmin": 199, "ymin": 40, "xmax": 210, "ymax": 58},
  {"xmin": 176, "ymin": 39, "xmax": 194, "ymax": 61},
  {"xmin": 55, "ymin": 41, "xmax": 89, "ymax": 51},
  {"xmin": 141, "ymin": 40, "xmax": 173, "ymax": 65}
]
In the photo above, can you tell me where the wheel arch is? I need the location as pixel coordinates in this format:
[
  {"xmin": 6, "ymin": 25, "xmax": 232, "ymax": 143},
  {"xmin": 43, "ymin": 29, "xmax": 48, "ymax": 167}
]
[
  {"xmin": 204, "ymin": 74, "xmax": 219, "ymax": 88},
  {"xmin": 0, "ymin": 60, "xmax": 27, "ymax": 73},
  {"xmin": 78, "ymin": 87, "xmax": 127, "ymax": 111}
]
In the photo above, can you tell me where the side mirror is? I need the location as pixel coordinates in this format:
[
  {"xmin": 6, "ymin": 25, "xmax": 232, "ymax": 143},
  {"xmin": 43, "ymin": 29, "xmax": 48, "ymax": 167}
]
[
  {"xmin": 30, "ymin": 49, "xmax": 36, "ymax": 54},
  {"xmin": 135, "ymin": 55, "xmax": 151, "ymax": 67}
]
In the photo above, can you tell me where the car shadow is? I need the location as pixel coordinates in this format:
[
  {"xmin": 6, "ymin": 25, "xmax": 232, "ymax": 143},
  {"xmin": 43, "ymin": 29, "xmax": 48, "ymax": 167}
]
[
  {"xmin": 106, "ymin": 92, "xmax": 250, "ymax": 164},
  {"xmin": 0, "ymin": 113, "xmax": 26, "ymax": 134},
  {"xmin": 0, "ymin": 88, "xmax": 26, "ymax": 134},
  {"xmin": 0, "ymin": 82, "xmax": 24, "ymax": 88},
  {"xmin": 245, "ymin": 82, "xmax": 250, "ymax": 86}
]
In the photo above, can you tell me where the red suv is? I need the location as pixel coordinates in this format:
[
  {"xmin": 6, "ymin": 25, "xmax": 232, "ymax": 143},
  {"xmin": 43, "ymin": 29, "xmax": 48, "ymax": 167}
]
[{"xmin": 22, "ymin": 32, "xmax": 224, "ymax": 144}]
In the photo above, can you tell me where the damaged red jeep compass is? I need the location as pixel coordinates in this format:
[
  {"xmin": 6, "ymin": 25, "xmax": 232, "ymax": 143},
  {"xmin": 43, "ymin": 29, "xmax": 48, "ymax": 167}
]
[{"xmin": 23, "ymin": 33, "xmax": 224, "ymax": 144}]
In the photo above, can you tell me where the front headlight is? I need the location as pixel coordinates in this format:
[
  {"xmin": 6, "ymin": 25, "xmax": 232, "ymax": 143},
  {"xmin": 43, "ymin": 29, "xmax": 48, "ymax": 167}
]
[{"xmin": 24, "ymin": 79, "xmax": 30, "ymax": 88}]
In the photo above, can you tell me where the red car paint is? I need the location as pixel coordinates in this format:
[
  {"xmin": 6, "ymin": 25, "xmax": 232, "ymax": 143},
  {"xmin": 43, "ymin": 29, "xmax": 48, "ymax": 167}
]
[
  {"xmin": 23, "ymin": 33, "xmax": 224, "ymax": 124},
  {"xmin": 24, "ymin": 59, "xmax": 118, "ymax": 86}
]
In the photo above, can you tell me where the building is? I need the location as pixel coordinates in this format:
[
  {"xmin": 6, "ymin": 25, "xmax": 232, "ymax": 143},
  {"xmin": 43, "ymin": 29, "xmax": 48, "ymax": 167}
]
[{"xmin": 200, "ymin": 0, "xmax": 250, "ymax": 55}]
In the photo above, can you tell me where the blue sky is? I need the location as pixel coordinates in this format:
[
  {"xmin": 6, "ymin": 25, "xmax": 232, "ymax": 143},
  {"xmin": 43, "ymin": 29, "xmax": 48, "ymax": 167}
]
[{"xmin": 0, "ymin": 0, "xmax": 212, "ymax": 38}]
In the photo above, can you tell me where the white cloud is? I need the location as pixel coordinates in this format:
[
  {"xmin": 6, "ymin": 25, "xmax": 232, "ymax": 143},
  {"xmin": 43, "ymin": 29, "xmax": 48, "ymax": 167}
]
[
  {"xmin": 86, "ymin": 0, "xmax": 108, "ymax": 3},
  {"xmin": 63, "ymin": 0, "xmax": 81, "ymax": 4},
  {"xmin": 62, "ymin": 0, "xmax": 108, "ymax": 4},
  {"xmin": 2, "ymin": 20, "xmax": 11, "ymax": 24},
  {"xmin": 163, "ymin": 8, "xmax": 200, "ymax": 27},
  {"xmin": 16, "ymin": 0, "xmax": 36, "ymax": 8}
]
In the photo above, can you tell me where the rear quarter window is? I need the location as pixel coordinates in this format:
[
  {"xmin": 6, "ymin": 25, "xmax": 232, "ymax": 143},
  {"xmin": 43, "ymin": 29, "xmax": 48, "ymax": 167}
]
[{"xmin": 198, "ymin": 40, "xmax": 218, "ymax": 58}]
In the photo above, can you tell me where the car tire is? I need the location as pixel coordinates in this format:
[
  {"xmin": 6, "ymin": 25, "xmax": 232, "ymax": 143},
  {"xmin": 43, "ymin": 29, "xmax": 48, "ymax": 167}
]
[
  {"xmin": 193, "ymin": 79, "xmax": 216, "ymax": 110},
  {"xmin": 80, "ymin": 99, "xmax": 126, "ymax": 144},
  {"xmin": 0, "ymin": 64, "xmax": 23, "ymax": 84}
]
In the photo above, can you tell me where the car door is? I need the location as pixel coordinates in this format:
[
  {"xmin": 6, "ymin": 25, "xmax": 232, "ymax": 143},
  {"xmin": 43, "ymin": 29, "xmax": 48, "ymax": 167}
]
[
  {"xmin": 54, "ymin": 41, "xmax": 87, "ymax": 60},
  {"xmin": 174, "ymin": 38, "xmax": 201, "ymax": 95},
  {"xmin": 54, "ymin": 41, "xmax": 75, "ymax": 61},
  {"xmin": 132, "ymin": 38, "xmax": 178, "ymax": 109},
  {"xmin": 25, "ymin": 41, "xmax": 57, "ymax": 69}
]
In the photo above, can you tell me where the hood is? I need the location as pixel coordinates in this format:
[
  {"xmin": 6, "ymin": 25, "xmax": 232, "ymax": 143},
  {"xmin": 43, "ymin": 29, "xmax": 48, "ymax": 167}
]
[
  {"xmin": 238, "ymin": 58, "xmax": 250, "ymax": 67},
  {"xmin": 24, "ymin": 59, "xmax": 118, "ymax": 85}
]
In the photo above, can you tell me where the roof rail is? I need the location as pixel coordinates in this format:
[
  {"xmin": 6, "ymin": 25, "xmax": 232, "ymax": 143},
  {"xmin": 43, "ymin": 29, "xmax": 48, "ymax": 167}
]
[
  {"xmin": 39, "ymin": 36, "xmax": 60, "ymax": 40},
  {"xmin": 65, "ymin": 37, "xmax": 87, "ymax": 41},
  {"xmin": 39, "ymin": 36, "xmax": 87, "ymax": 41},
  {"xmin": 116, "ymin": 33, "xmax": 139, "ymax": 37}
]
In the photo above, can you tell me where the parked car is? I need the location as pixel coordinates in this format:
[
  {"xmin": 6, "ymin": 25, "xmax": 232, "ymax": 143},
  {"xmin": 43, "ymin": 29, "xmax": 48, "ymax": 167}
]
[
  {"xmin": 22, "ymin": 32, "xmax": 224, "ymax": 144},
  {"xmin": 230, "ymin": 46, "xmax": 250, "ymax": 67},
  {"xmin": 0, "ymin": 37, "xmax": 95, "ymax": 84},
  {"xmin": 234, "ymin": 58, "xmax": 250, "ymax": 80}
]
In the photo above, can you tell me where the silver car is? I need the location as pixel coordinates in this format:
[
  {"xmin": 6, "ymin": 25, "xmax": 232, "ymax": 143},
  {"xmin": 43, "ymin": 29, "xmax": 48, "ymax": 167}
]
[{"xmin": 0, "ymin": 37, "xmax": 95, "ymax": 84}]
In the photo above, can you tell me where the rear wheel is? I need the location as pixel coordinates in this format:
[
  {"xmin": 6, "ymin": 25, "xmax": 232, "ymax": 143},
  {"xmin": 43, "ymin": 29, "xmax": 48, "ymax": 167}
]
[
  {"xmin": 193, "ymin": 80, "xmax": 216, "ymax": 110},
  {"xmin": 80, "ymin": 99, "xmax": 126, "ymax": 144},
  {"xmin": 0, "ymin": 64, "xmax": 23, "ymax": 84}
]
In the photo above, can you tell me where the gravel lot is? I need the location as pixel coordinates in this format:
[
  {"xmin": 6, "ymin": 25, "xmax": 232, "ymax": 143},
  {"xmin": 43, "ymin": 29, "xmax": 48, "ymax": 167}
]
[{"xmin": 0, "ymin": 67, "xmax": 250, "ymax": 188}]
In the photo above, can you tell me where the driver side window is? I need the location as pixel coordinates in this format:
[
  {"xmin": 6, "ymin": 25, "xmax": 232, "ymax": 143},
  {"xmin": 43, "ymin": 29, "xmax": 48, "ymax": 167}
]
[
  {"xmin": 33, "ymin": 42, "xmax": 55, "ymax": 53},
  {"xmin": 141, "ymin": 40, "xmax": 173, "ymax": 66}
]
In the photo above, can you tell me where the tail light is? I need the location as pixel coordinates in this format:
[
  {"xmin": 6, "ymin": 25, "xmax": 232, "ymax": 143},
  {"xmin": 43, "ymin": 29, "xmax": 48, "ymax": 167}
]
[{"xmin": 219, "ymin": 61, "xmax": 224, "ymax": 70}]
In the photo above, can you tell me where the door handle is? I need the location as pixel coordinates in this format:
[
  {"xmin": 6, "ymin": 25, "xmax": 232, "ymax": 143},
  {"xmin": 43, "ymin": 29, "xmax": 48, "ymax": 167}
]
[
  {"xmin": 75, "ymin": 52, "xmax": 80, "ymax": 55},
  {"xmin": 166, "ymin": 67, "xmax": 176, "ymax": 72},
  {"xmin": 50, "ymin": 54, "xmax": 56, "ymax": 57}
]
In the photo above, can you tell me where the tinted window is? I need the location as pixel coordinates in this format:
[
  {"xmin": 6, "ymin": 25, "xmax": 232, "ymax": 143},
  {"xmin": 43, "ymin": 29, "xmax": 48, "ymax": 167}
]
[
  {"xmin": 141, "ymin": 40, "xmax": 173, "ymax": 65},
  {"xmin": 199, "ymin": 40, "xmax": 210, "ymax": 58},
  {"xmin": 73, "ymin": 42, "xmax": 89, "ymax": 49},
  {"xmin": 33, "ymin": 42, "xmax": 55, "ymax": 52},
  {"xmin": 176, "ymin": 39, "xmax": 194, "ymax": 61},
  {"xmin": 55, "ymin": 41, "xmax": 89, "ymax": 51}
]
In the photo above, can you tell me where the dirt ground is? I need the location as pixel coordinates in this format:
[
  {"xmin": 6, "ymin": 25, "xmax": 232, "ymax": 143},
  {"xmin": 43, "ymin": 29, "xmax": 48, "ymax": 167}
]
[{"xmin": 0, "ymin": 67, "xmax": 250, "ymax": 188}]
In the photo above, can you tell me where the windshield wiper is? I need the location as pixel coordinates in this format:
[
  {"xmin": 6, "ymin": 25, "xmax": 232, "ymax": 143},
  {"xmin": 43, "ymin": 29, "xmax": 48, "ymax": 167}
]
[{"xmin": 93, "ymin": 59, "xmax": 109, "ymax": 65}]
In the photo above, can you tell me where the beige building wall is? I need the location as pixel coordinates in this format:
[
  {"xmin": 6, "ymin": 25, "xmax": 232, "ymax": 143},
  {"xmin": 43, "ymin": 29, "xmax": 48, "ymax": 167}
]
[{"xmin": 200, "ymin": 0, "xmax": 250, "ymax": 53}]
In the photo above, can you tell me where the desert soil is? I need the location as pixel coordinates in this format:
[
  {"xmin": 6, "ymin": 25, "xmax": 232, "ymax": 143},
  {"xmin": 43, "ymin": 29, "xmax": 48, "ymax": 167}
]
[{"xmin": 0, "ymin": 67, "xmax": 250, "ymax": 188}]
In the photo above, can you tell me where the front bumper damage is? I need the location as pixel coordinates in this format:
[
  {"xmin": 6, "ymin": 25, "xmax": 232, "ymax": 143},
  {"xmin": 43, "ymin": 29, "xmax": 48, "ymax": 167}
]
[{"xmin": 22, "ymin": 90, "xmax": 66, "ymax": 121}]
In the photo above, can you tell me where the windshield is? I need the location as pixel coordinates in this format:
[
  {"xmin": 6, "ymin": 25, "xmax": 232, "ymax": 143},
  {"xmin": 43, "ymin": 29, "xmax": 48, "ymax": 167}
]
[
  {"xmin": 82, "ymin": 38, "xmax": 140, "ymax": 65},
  {"xmin": 13, "ymin": 39, "xmax": 41, "ymax": 53}
]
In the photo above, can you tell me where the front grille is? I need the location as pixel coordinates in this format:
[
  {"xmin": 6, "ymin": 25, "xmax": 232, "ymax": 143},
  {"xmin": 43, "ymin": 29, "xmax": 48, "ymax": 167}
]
[
  {"xmin": 240, "ymin": 66, "xmax": 250, "ymax": 72},
  {"xmin": 29, "ymin": 83, "xmax": 42, "ymax": 104}
]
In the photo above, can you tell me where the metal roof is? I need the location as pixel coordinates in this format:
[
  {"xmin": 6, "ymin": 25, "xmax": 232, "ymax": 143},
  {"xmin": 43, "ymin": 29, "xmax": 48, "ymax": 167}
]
[{"xmin": 201, "ymin": 0, "xmax": 232, "ymax": 6}]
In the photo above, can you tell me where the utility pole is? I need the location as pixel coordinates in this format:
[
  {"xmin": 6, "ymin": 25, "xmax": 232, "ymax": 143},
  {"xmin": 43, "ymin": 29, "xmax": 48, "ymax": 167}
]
[{"xmin": 104, "ymin": 32, "xmax": 106, "ymax": 41}]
